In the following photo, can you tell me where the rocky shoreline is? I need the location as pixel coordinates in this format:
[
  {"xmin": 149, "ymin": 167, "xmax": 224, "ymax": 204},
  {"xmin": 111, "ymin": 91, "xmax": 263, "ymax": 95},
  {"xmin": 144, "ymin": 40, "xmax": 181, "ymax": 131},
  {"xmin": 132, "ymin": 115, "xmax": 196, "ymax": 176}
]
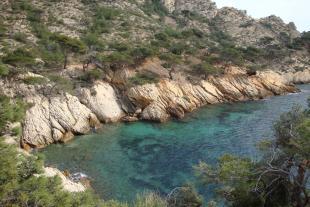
[{"xmin": 1, "ymin": 68, "xmax": 309, "ymax": 149}]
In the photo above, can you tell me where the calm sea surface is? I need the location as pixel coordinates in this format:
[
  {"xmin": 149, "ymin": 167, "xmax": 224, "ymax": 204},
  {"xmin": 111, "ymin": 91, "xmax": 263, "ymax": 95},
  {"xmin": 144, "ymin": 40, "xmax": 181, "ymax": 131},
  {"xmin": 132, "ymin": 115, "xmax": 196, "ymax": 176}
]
[{"xmin": 42, "ymin": 84, "xmax": 310, "ymax": 203}]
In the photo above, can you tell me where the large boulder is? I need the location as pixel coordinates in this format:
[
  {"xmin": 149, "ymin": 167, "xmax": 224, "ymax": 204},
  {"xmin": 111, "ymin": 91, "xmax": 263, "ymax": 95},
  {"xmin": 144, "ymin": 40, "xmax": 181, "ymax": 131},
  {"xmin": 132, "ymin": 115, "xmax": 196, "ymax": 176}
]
[
  {"xmin": 79, "ymin": 81, "xmax": 125, "ymax": 123},
  {"xmin": 21, "ymin": 93, "xmax": 100, "ymax": 148}
]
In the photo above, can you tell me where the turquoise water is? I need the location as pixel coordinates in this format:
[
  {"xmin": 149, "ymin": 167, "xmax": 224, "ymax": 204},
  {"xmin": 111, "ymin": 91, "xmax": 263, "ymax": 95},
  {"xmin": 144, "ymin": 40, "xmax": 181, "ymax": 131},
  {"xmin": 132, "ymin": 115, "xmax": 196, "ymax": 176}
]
[{"xmin": 42, "ymin": 85, "xmax": 310, "ymax": 202}]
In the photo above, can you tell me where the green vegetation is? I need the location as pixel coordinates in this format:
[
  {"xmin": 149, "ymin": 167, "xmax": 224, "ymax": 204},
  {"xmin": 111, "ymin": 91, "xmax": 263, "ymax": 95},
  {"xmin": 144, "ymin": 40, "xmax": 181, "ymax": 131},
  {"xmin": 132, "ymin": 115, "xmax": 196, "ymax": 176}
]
[
  {"xmin": 0, "ymin": 96, "xmax": 27, "ymax": 132},
  {"xmin": 192, "ymin": 62, "xmax": 219, "ymax": 79},
  {"xmin": 81, "ymin": 69, "xmax": 103, "ymax": 82},
  {"xmin": 90, "ymin": 7, "xmax": 121, "ymax": 34},
  {"xmin": 0, "ymin": 62, "xmax": 9, "ymax": 77},
  {"xmin": 195, "ymin": 100, "xmax": 310, "ymax": 207},
  {"xmin": 129, "ymin": 71, "xmax": 160, "ymax": 85},
  {"xmin": 142, "ymin": 0, "xmax": 168, "ymax": 17},
  {"xmin": 291, "ymin": 31, "xmax": 310, "ymax": 52},
  {"xmin": 52, "ymin": 34, "xmax": 86, "ymax": 69},
  {"xmin": 0, "ymin": 138, "xmax": 104, "ymax": 207},
  {"xmin": 2, "ymin": 48, "xmax": 36, "ymax": 68},
  {"xmin": 47, "ymin": 75, "xmax": 75, "ymax": 94},
  {"xmin": 12, "ymin": 32, "xmax": 28, "ymax": 43}
]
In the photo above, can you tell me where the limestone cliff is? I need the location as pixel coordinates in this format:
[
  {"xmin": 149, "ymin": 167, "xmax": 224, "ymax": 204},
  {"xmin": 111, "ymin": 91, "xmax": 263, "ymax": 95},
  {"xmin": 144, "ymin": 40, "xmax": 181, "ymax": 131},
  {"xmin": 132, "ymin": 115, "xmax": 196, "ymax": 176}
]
[{"xmin": 1, "ymin": 68, "xmax": 306, "ymax": 148}]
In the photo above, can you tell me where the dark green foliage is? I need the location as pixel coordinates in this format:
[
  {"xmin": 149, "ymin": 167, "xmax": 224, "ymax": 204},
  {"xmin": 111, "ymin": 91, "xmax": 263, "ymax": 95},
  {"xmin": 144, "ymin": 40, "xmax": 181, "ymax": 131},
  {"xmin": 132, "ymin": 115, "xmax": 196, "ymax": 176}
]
[
  {"xmin": 95, "ymin": 7, "xmax": 120, "ymax": 21},
  {"xmin": 167, "ymin": 185, "xmax": 203, "ymax": 207},
  {"xmin": 159, "ymin": 53, "xmax": 182, "ymax": 65},
  {"xmin": 109, "ymin": 42, "xmax": 131, "ymax": 52},
  {"xmin": 0, "ymin": 21, "xmax": 7, "ymax": 37},
  {"xmin": 192, "ymin": 62, "xmax": 219, "ymax": 79},
  {"xmin": 81, "ymin": 69, "xmax": 103, "ymax": 82},
  {"xmin": 142, "ymin": 0, "xmax": 168, "ymax": 17},
  {"xmin": 155, "ymin": 32, "xmax": 169, "ymax": 41},
  {"xmin": 169, "ymin": 43, "xmax": 186, "ymax": 55},
  {"xmin": 219, "ymin": 46, "xmax": 244, "ymax": 65},
  {"xmin": 12, "ymin": 32, "xmax": 28, "ymax": 43},
  {"xmin": 0, "ymin": 139, "xmax": 103, "ymax": 207},
  {"xmin": 99, "ymin": 51, "xmax": 133, "ymax": 68},
  {"xmin": 52, "ymin": 34, "xmax": 86, "ymax": 54},
  {"xmin": 2, "ymin": 47, "xmax": 36, "ymax": 67},
  {"xmin": 0, "ymin": 62, "xmax": 9, "ymax": 77},
  {"xmin": 164, "ymin": 27, "xmax": 182, "ymax": 39},
  {"xmin": 90, "ymin": 7, "xmax": 120, "ymax": 34},
  {"xmin": 82, "ymin": 33, "xmax": 105, "ymax": 51},
  {"xmin": 290, "ymin": 31, "xmax": 310, "ymax": 52},
  {"xmin": 130, "ymin": 47, "xmax": 155, "ymax": 60},
  {"xmin": 0, "ymin": 96, "xmax": 27, "ymax": 132},
  {"xmin": 128, "ymin": 71, "xmax": 159, "ymax": 85},
  {"xmin": 240, "ymin": 47, "xmax": 264, "ymax": 62},
  {"xmin": 52, "ymin": 34, "xmax": 86, "ymax": 69},
  {"xmin": 195, "ymin": 103, "xmax": 310, "ymax": 207}
]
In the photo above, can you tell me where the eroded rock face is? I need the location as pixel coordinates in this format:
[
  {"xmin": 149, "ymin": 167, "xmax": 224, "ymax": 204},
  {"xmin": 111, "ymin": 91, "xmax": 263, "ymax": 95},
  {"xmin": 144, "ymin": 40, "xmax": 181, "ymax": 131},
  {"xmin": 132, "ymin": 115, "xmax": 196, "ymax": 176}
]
[
  {"xmin": 22, "ymin": 94, "xmax": 100, "ymax": 148},
  {"xmin": 18, "ymin": 68, "xmax": 310, "ymax": 147},
  {"xmin": 79, "ymin": 81, "xmax": 125, "ymax": 123},
  {"xmin": 127, "ymin": 70, "xmax": 301, "ymax": 122}
]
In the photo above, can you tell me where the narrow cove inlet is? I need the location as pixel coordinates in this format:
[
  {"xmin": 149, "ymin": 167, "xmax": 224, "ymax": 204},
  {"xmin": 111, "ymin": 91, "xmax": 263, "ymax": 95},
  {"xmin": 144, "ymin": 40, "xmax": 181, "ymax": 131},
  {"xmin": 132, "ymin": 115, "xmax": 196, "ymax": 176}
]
[{"xmin": 41, "ymin": 84, "xmax": 310, "ymax": 202}]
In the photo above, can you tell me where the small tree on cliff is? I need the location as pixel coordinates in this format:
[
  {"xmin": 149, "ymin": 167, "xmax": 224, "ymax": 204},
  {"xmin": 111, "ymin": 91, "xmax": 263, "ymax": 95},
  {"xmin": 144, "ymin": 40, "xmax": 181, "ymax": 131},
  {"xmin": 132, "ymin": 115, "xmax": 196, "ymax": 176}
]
[{"xmin": 52, "ymin": 34, "xmax": 86, "ymax": 69}]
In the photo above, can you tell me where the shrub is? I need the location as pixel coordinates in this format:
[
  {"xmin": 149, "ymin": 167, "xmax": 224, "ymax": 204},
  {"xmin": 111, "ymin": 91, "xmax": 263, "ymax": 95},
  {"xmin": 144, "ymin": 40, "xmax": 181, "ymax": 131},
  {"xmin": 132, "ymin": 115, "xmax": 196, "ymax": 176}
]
[
  {"xmin": 159, "ymin": 53, "xmax": 182, "ymax": 65},
  {"xmin": 100, "ymin": 51, "xmax": 133, "ymax": 68},
  {"xmin": 109, "ymin": 42, "xmax": 130, "ymax": 52},
  {"xmin": 142, "ymin": 0, "xmax": 168, "ymax": 17},
  {"xmin": 219, "ymin": 46, "xmax": 244, "ymax": 65},
  {"xmin": 81, "ymin": 69, "xmax": 103, "ymax": 82},
  {"xmin": 12, "ymin": 32, "xmax": 28, "ymax": 43},
  {"xmin": 191, "ymin": 28, "xmax": 204, "ymax": 38},
  {"xmin": 0, "ymin": 96, "xmax": 27, "ymax": 132},
  {"xmin": 0, "ymin": 22, "xmax": 7, "ymax": 37},
  {"xmin": 192, "ymin": 62, "xmax": 218, "ymax": 79},
  {"xmin": 240, "ymin": 47, "xmax": 263, "ymax": 62},
  {"xmin": 95, "ymin": 7, "xmax": 120, "ymax": 21},
  {"xmin": 130, "ymin": 46, "xmax": 155, "ymax": 60},
  {"xmin": 128, "ymin": 71, "xmax": 159, "ymax": 85},
  {"xmin": 134, "ymin": 192, "xmax": 167, "ymax": 207},
  {"xmin": 2, "ymin": 48, "xmax": 36, "ymax": 67},
  {"xmin": 82, "ymin": 33, "xmax": 105, "ymax": 51},
  {"xmin": 169, "ymin": 43, "xmax": 186, "ymax": 55},
  {"xmin": 23, "ymin": 76, "xmax": 48, "ymax": 85},
  {"xmin": 167, "ymin": 185, "xmax": 203, "ymax": 207},
  {"xmin": 155, "ymin": 32, "xmax": 169, "ymax": 42},
  {"xmin": 48, "ymin": 75, "xmax": 74, "ymax": 94},
  {"xmin": 164, "ymin": 28, "xmax": 182, "ymax": 39},
  {"xmin": 0, "ymin": 62, "xmax": 9, "ymax": 77},
  {"xmin": 11, "ymin": 126, "xmax": 22, "ymax": 137}
]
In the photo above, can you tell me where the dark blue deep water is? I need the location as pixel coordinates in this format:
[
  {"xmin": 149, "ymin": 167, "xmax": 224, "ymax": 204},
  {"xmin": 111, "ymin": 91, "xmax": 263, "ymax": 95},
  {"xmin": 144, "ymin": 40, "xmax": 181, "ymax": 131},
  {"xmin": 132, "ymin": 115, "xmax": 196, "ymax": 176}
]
[{"xmin": 42, "ymin": 85, "xmax": 310, "ymax": 202}]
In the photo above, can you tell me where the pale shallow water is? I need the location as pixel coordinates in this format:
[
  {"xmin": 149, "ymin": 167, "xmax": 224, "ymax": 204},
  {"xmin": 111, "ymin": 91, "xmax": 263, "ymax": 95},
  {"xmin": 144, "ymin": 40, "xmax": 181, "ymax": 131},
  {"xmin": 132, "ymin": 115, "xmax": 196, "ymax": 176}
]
[{"xmin": 42, "ymin": 84, "xmax": 310, "ymax": 203}]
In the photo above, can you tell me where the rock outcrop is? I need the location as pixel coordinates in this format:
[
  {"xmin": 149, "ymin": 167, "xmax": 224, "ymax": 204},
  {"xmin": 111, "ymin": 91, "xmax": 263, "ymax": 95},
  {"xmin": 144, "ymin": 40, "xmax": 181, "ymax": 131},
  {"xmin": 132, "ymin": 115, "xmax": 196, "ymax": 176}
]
[
  {"xmin": 40, "ymin": 167, "xmax": 86, "ymax": 192},
  {"xmin": 127, "ymin": 70, "xmax": 298, "ymax": 122},
  {"xmin": 79, "ymin": 81, "xmax": 125, "ymax": 123},
  {"xmin": 22, "ymin": 93, "xmax": 100, "ymax": 148},
  {"xmin": 5, "ymin": 69, "xmax": 306, "ymax": 148}
]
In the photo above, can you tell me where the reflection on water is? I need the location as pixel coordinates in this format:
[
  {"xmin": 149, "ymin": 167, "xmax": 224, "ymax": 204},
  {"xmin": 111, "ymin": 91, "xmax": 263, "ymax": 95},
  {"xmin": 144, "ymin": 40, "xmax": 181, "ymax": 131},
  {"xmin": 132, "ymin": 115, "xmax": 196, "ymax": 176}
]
[{"xmin": 42, "ymin": 85, "xmax": 310, "ymax": 202}]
